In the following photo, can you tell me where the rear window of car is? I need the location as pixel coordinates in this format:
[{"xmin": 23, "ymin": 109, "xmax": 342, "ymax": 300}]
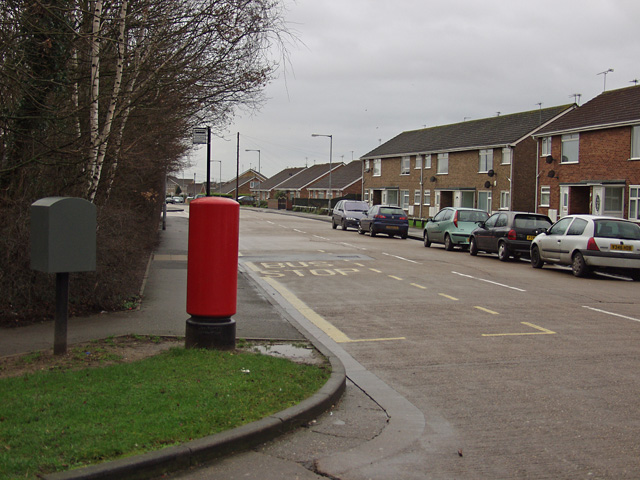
[
  {"xmin": 457, "ymin": 210, "xmax": 489, "ymax": 222},
  {"xmin": 595, "ymin": 220, "xmax": 640, "ymax": 240},
  {"xmin": 514, "ymin": 215, "xmax": 552, "ymax": 230},
  {"xmin": 379, "ymin": 207, "xmax": 405, "ymax": 216}
]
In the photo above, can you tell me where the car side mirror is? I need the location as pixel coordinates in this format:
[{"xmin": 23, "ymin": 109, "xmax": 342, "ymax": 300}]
[
  {"xmin": 477, "ymin": 221, "xmax": 485, "ymax": 227},
  {"xmin": 535, "ymin": 228, "xmax": 548, "ymax": 235}
]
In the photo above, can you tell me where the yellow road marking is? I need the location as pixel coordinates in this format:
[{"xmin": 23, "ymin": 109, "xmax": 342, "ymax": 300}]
[
  {"xmin": 439, "ymin": 293, "xmax": 459, "ymax": 301},
  {"xmin": 475, "ymin": 306, "xmax": 499, "ymax": 315},
  {"xmin": 263, "ymin": 277, "xmax": 405, "ymax": 344},
  {"xmin": 410, "ymin": 283, "xmax": 427, "ymax": 289},
  {"xmin": 388, "ymin": 275, "xmax": 403, "ymax": 281},
  {"xmin": 369, "ymin": 268, "xmax": 382, "ymax": 273},
  {"xmin": 244, "ymin": 261, "xmax": 260, "ymax": 272},
  {"xmin": 482, "ymin": 322, "xmax": 556, "ymax": 337}
]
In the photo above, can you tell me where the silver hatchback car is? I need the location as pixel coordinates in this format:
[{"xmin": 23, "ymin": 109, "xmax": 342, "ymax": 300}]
[{"xmin": 530, "ymin": 214, "xmax": 640, "ymax": 280}]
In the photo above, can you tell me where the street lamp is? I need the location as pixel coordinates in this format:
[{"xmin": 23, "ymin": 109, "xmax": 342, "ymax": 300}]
[
  {"xmin": 245, "ymin": 149, "xmax": 261, "ymax": 203},
  {"xmin": 212, "ymin": 160, "xmax": 222, "ymax": 194},
  {"xmin": 311, "ymin": 134, "xmax": 332, "ymax": 213}
]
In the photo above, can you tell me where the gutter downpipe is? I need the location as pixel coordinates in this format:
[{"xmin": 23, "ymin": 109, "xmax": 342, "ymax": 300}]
[{"xmin": 534, "ymin": 139, "xmax": 540, "ymax": 213}]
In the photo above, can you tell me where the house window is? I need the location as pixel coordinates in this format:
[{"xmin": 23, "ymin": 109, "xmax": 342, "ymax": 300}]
[
  {"xmin": 250, "ymin": 181, "xmax": 256, "ymax": 188},
  {"xmin": 424, "ymin": 154, "xmax": 432, "ymax": 169},
  {"xmin": 604, "ymin": 186, "xmax": 623, "ymax": 216},
  {"xmin": 437, "ymin": 153, "xmax": 448, "ymax": 174},
  {"xmin": 364, "ymin": 189, "xmax": 370, "ymax": 203},
  {"xmin": 401, "ymin": 190, "xmax": 410, "ymax": 209},
  {"xmin": 423, "ymin": 190, "xmax": 431, "ymax": 206},
  {"xmin": 365, "ymin": 159, "xmax": 370, "ymax": 172},
  {"xmin": 415, "ymin": 155, "xmax": 422, "ymax": 169},
  {"xmin": 401, "ymin": 156, "xmax": 410, "ymax": 175},
  {"xmin": 541, "ymin": 137, "xmax": 552, "ymax": 156},
  {"xmin": 502, "ymin": 148, "xmax": 512, "ymax": 165},
  {"xmin": 540, "ymin": 186, "xmax": 550, "ymax": 207},
  {"xmin": 561, "ymin": 134, "xmax": 579, "ymax": 163},
  {"xmin": 500, "ymin": 191, "xmax": 510, "ymax": 209},
  {"xmin": 478, "ymin": 191, "xmax": 492, "ymax": 213},
  {"xmin": 630, "ymin": 186, "xmax": 640, "ymax": 220},
  {"xmin": 632, "ymin": 126, "xmax": 640, "ymax": 160},
  {"xmin": 414, "ymin": 189, "xmax": 421, "ymax": 205},
  {"xmin": 479, "ymin": 149, "xmax": 493, "ymax": 173},
  {"xmin": 373, "ymin": 159, "xmax": 381, "ymax": 176}
]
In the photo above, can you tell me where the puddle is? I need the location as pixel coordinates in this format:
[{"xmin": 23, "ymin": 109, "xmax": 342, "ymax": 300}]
[{"xmin": 250, "ymin": 342, "xmax": 325, "ymax": 365}]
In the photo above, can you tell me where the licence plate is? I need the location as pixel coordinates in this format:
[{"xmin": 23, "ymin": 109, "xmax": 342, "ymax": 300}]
[
  {"xmin": 610, "ymin": 244, "xmax": 633, "ymax": 251},
  {"xmin": 526, "ymin": 235, "xmax": 535, "ymax": 241},
  {"xmin": 387, "ymin": 226, "xmax": 399, "ymax": 230}
]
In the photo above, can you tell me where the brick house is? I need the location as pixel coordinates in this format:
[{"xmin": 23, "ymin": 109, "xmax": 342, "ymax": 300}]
[
  {"xmin": 219, "ymin": 169, "xmax": 267, "ymax": 198},
  {"xmin": 273, "ymin": 162, "xmax": 343, "ymax": 201},
  {"xmin": 252, "ymin": 166, "xmax": 305, "ymax": 201},
  {"xmin": 360, "ymin": 105, "xmax": 573, "ymax": 217},
  {"xmin": 533, "ymin": 85, "xmax": 640, "ymax": 221},
  {"xmin": 307, "ymin": 161, "xmax": 363, "ymax": 200}
]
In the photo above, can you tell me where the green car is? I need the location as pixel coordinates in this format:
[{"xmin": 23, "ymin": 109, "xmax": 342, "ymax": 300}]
[{"xmin": 423, "ymin": 207, "xmax": 489, "ymax": 250}]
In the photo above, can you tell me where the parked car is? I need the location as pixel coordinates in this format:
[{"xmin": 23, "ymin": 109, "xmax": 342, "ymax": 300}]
[
  {"xmin": 172, "ymin": 196, "xmax": 184, "ymax": 203},
  {"xmin": 358, "ymin": 205, "xmax": 409, "ymax": 239},
  {"xmin": 469, "ymin": 212, "xmax": 552, "ymax": 261},
  {"xmin": 530, "ymin": 215, "xmax": 640, "ymax": 280},
  {"xmin": 423, "ymin": 207, "xmax": 489, "ymax": 250},
  {"xmin": 165, "ymin": 197, "xmax": 175, "ymax": 204},
  {"xmin": 237, "ymin": 195, "xmax": 255, "ymax": 205},
  {"xmin": 332, "ymin": 200, "xmax": 370, "ymax": 230}
]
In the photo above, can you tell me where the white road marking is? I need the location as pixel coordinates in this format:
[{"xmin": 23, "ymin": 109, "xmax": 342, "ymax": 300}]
[
  {"xmin": 452, "ymin": 271, "xmax": 526, "ymax": 292},
  {"xmin": 382, "ymin": 252, "xmax": 420, "ymax": 264},
  {"xmin": 582, "ymin": 306, "xmax": 640, "ymax": 324}
]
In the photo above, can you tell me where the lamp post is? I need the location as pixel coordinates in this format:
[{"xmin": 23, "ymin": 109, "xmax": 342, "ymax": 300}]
[
  {"xmin": 312, "ymin": 134, "xmax": 332, "ymax": 213},
  {"xmin": 212, "ymin": 160, "xmax": 222, "ymax": 194},
  {"xmin": 245, "ymin": 149, "xmax": 261, "ymax": 203}
]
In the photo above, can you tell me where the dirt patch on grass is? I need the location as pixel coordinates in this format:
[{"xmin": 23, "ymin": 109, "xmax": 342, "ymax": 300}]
[{"xmin": 0, "ymin": 335, "xmax": 182, "ymax": 379}]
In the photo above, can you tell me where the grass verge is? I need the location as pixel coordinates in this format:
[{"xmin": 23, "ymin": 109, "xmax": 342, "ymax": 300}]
[{"xmin": 0, "ymin": 346, "xmax": 330, "ymax": 479}]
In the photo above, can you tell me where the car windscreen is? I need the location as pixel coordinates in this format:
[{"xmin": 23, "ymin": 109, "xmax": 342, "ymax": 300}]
[
  {"xmin": 594, "ymin": 220, "xmax": 640, "ymax": 240},
  {"xmin": 514, "ymin": 215, "xmax": 552, "ymax": 230},
  {"xmin": 344, "ymin": 201, "xmax": 369, "ymax": 212},
  {"xmin": 379, "ymin": 207, "xmax": 405, "ymax": 216},
  {"xmin": 457, "ymin": 210, "xmax": 489, "ymax": 222}
]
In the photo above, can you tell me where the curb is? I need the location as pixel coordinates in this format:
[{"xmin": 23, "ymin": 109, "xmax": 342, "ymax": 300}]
[{"xmin": 43, "ymin": 347, "xmax": 346, "ymax": 480}]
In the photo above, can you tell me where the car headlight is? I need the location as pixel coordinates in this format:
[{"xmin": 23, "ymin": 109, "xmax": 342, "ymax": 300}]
[{"xmin": 346, "ymin": 217, "xmax": 356, "ymax": 221}]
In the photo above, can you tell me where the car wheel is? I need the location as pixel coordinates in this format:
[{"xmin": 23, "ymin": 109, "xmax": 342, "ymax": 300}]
[
  {"xmin": 572, "ymin": 252, "xmax": 591, "ymax": 278},
  {"xmin": 341, "ymin": 219, "xmax": 347, "ymax": 231},
  {"xmin": 530, "ymin": 245, "xmax": 544, "ymax": 269},
  {"xmin": 332, "ymin": 219, "xmax": 337, "ymax": 229},
  {"xmin": 444, "ymin": 234, "xmax": 454, "ymax": 251},
  {"xmin": 469, "ymin": 237, "xmax": 478, "ymax": 256},
  {"xmin": 358, "ymin": 223, "xmax": 365, "ymax": 235},
  {"xmin": 423, "ymin": 231, "xmax": 431, "ymax": 247},
  {"xmin": 629, "ymin": 270, "xmax": 640, "ymax": 281},
  {"xmin": 369, "ymin": 224, "xmax": 376, "ymax": 237},
  {"xmin": 401, "ymin": 233, "xmax": 408, "ymax": 239},
  {"xmin": 498, "ymin": 242, "xmax": 510, "ymax": 262}
]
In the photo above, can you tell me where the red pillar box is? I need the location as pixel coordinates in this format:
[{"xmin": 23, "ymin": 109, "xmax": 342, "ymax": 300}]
[{"xmin": 185, "ymin": 197, "xmax": 239, "ymax": 349}]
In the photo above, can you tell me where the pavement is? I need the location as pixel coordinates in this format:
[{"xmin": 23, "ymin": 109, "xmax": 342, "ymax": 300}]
[{"xmin": 2, "ymin": 209, "xmax": 426, "ymax": 480}]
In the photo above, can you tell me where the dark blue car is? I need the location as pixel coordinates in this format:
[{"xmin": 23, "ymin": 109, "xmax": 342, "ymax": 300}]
[{"xmin": 358, "ymin": 205, "xmax": 409, "ymax": 239}]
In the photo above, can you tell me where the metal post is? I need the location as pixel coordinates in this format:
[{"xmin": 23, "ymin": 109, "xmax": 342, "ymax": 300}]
[
  {"xmin": 54, "ymin": 272, "xmax": 69, "ymax": 355},
  {"xmin": 206, "ymin": 127, "xmax": 211, "ymax": 196}
]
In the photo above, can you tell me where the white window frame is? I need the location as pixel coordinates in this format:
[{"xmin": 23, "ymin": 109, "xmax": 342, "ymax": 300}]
[
  {"xmin": 415, "ymin": 155, "xmax": 422, "ymax": 170},
  {"xmin": 540, "ymin": 186, "xmax": 550, "ymax": 207},
  {"xmin": 373, "ymin": 159, "xmax": 381, "ymax": 176},
  {"xmin": 437, "ymin": 153, "xmax": 448, "ymax": 174},
  {"xmin": 501, "ymin": 148, "xmax": 512, "ymax": 165},
  {"xmin": 603, "ymin": 186, "xmax": 624, "ymax": 217},
  {"xmin": 479, "ymin": 149, "xmax": 493, "ymax": 173},
  {"xmin": 500, "ymin": 191, "xmax": 510, "ymax": 210},
  {"xmin": 424, "ymin": 154, "xmax": 432, "ymax": 169},
  {"xmin": 423, "ymin": 190, "xmax": 431, "ymax": 206},
  {"xmin": 561, "ymin": 133, "xmax": 579, "ymax": 164},
  {"xmin": 401, "ymin": 156, "xmax": 410, "ymax": 175},
  {"xmin": 478, "ymin": 191, "xmax": 492, "ymax": 213},
  {"xmin": 364, "ymin": 159, "xmax": 370, "ymax": 172},
  {"xmin": 629, "ymin": 185, "xmax": 640, "ymax": 220},
  {"xmin": 414, "ymin": 189, "xmax": 421, "ymax": 205},
  {"xmin": 631, "ymin": 126, "xmax": 640, "ymax": 160},
  {"xmin": 401, "ymin": 190, "xmax": 410, "ymax": 209},
  {"xmin": 541, "ymin": 137, "xmax": 552, "ymax": 156},
  {"xmin": 364, "ymin": 189, "xmax": 370, "ymax": 203}
]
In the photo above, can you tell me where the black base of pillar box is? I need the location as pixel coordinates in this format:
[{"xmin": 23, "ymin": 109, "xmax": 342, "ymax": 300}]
[{"xmin": 185, "ymin": 316, "xmax": 236, "ymax": 350}]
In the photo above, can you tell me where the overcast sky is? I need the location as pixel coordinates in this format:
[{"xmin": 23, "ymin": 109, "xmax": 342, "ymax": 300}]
[{"xmin": 181, "ymin": 0, "xmax": 640, "ymax": 185}]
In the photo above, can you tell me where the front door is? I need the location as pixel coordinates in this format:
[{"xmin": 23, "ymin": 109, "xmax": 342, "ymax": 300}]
[{"xmin": 560, "ymin": 186, "xmax": 569, "ymax": 217}]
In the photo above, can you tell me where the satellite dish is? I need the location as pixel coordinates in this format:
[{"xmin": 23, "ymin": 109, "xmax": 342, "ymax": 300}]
[
  {"xmin": 545, "ymin": 156, "xmax": 554, "ymax": 164},
  {"xmin": 547, "ymin": 170, "xmax": 556, "ymax": 178},
  {"xmin": 430, "ymin": 176, "xmax": 437, "ymax": 182},
  {"xmin": 484, "ymin": 181, "xmax": 491, "ymax": 188},
  {"xmin": 487, "ymin": 169, "xmax": 495, "ymax": 177}
]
